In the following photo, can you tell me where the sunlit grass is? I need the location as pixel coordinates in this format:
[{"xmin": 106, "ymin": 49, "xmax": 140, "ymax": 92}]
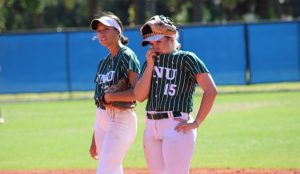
[{"xmin": 0, "ymin": 83, "xmax": 300, "ymax": 169}]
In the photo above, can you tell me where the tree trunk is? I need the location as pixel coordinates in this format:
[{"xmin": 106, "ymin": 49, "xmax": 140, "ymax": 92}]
[
  {"xmin": 133, "ymin": 0, "xmax": 145, "ymax": 25},
  {"xmin": 192, "ymin": 0, "xmax": 203, "ymax": 22},
  {"xmin": 88, "ymin": 0, "xmax": 98, "ymax": 19}
]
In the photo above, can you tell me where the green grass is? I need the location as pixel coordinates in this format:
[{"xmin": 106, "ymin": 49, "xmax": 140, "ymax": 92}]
[
  {"xmin": 192, "ymin": 91, "xmax": 300, "ymax": 169},
  {"xmin": 0, "ymin": 83, "xmax": 300, "ymax": 170},
  {"xmin": 0, "ymin": 100, "xmax": 97, "ymax": 169}
]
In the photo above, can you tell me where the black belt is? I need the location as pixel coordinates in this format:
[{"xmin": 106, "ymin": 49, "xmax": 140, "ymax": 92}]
[
  {"xmin": 95, "ymin": 99, "xmax": 106, "ymax": 110},
  {"xmin": 147, "ymin": 111, "xmax": 182, "ymax": 120}
]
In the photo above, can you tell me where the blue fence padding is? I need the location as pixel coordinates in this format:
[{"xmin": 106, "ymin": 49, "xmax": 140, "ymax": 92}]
[
  {"xmin": 0, "ymin": 21, "xmax": 299, "ymax": 94},
  {"xmin": 248, "ymin": 22, "xmax": 300, "ymax": 83},
  {"xmin": 182, "ymin": 25, "xmax": 246, "ymax": 85},
  {"xmin": 68, "ymin": 30, "xmax": 148, "ymax": 91},
  {"xmin": 68, "ymin": 32, "xmax": 105, "ymax": 91},
  {"xmin": 125, "ymin": 29, "xmax": 148, "ymax": 64},
  {"xmin": 0, "ymin": 33, "xmax": 68, "ymax": 93}
]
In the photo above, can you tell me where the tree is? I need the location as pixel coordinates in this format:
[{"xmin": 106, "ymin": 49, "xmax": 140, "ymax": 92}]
[
  {"xmin": 96, "ymin": 0, "xmax": 131, "ymax": 25},
  {"xmin": 0, "ymin": 0, "xmax": 45, "ymax": 31},
  {"xmin": 0, "ymin": 0, "xmax": 299, "ymax": 32},
  {"xmin": 131, "ymin": 0, "xmax": 145, "ymax": 25}
]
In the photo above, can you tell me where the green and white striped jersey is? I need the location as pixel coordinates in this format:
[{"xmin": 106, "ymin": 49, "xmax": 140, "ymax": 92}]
[
  {"xmin": 140, "ymin": 50, "xmax": 209, "ymax": 113},
  {"xmin": 94, "ymin": 46, "xmax": 140, "ymax": 102}
]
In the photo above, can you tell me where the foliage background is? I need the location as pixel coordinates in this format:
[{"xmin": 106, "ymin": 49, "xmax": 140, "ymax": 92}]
[{"xmin": 1, "ymin": 0, "xmax": 300, "ymax": 32}]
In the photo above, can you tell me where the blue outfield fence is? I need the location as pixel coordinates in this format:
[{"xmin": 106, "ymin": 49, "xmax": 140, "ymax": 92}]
[
  {"xmin": 0, "ymin": 33, "xmax": 69, "ymax": 93},
  {"xmin": 182, "ymin": 24, "xmax": 247, "ymax": 85},
  {"xmin": 248, "ymin": 22, "xmax": 300, "ymax": 83},
  {"xmin": 0, "ymin": 21, "xmax": 299, "ymax": 93}
]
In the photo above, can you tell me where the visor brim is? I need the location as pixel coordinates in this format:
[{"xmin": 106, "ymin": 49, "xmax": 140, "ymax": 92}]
[{"xmin": 141, "ymin": 35, "xmax": 164, "ymax": 47}]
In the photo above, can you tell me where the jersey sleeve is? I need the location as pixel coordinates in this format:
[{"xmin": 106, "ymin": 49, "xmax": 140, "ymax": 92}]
[
  {"xmin": 183, "ymin": 52, "xmax": 209, "ymax": 77},
  {"xmin": 122, "ymin": 50, "xmax": 140, "ymax": 74},
  {"xmin": 94, "ymin": 58, "xmax": 106, "ymax": 83}
]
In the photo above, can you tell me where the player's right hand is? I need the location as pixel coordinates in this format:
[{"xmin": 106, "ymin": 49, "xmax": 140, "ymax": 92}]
[{"xmin": 146, "ymin": 48, "xmax": 157, "ymax": 66}]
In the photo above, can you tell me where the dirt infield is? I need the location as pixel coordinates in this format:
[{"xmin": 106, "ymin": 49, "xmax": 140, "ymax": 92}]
[{"xmin": 1, "ymin": 168, "xmax": 300, "ymax": 174}]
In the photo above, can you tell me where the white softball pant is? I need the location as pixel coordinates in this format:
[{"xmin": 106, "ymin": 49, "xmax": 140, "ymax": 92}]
[
  {"xmin": 143, "ymin": 112, "xmax": 196, "ymax": 174},
  {"xmin": 94, "ymin": 108, "xmax": 137, "ymax": 174}
]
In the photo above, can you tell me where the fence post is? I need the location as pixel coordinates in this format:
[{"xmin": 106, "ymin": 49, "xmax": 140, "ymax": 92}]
[
  {"xmin": 65, "ymin": 32, "xmax": 73, "ymax": 99},
  {"xmin": 244, "ymin": 23, "xmax": 251, "ymax": 85},
  {"xmin": 298, "ymin": 21, "xmax": 300, "ymax": 81}
]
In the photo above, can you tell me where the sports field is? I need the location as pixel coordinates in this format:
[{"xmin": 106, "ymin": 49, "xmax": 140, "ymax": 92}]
[{"xmin": 0, "ymin": 82, "xmax": 300, "ymax": 174}]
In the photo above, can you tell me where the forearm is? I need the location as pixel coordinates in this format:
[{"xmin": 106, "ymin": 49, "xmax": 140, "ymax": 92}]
[
  {"xmin": 194, "ymin": 88, "xmax": 217, "ymax": 125},
  {"xmin": 106, "ymin": 89, "xmax": 136, "ymax": 102},
  {"xmin": 134, "ymin": 66, "xmax": 153, "ymax": 102}
]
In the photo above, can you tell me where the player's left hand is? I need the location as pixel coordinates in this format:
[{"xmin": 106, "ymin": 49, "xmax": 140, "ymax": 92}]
[
  {"xmin": 89, "ymin": 139, "xmax": 99, "ymax": 160},
  {"xmin": 174, "ymin": 118, "xmax": 199, "ymax": 133},
  {"xmin": 103, "ymin": 93, "xmax": 112, "ymax": 104}
]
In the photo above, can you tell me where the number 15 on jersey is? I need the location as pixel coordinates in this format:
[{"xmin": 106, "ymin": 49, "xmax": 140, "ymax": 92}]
[{"xmin": 164, "ymin": 84, "xmax": 177, "ymax": 96}]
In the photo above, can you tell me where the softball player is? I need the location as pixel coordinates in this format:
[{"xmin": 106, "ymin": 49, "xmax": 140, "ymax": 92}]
[
  {"xmin": 134, "ymin": 15, "xmax": 218, "ymax": 174},
  {"xmin": 89, "ymin": 12, "xmax": 140, "ymax": 174}
]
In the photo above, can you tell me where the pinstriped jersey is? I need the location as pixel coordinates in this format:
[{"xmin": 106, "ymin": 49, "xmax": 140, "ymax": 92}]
[
  {"xmin": 140, "ymin": 50, "xmax": 209, "ymax": 113},
  {"xmin": 94, "ymin": 46, "xmax": 140, "ymax": 102}
]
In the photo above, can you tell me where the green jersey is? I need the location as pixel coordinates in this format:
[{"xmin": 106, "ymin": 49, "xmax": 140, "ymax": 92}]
[
  {"xmin": 94, "ymin": 46, "xmax": 140, "ymax": 103},
  {"xmin": 140, "ymin": 50, "xmax": 209, "ymax": 113}
]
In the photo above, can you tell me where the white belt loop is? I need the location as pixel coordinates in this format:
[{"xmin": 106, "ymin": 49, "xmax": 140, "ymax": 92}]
[
  {"xmin": 168, "ymin": 111, "xmax": 173, "ymax": 119},
  {"xmin": 150, "ymin": 114, "xmax": 155, "ymax": 120}
]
